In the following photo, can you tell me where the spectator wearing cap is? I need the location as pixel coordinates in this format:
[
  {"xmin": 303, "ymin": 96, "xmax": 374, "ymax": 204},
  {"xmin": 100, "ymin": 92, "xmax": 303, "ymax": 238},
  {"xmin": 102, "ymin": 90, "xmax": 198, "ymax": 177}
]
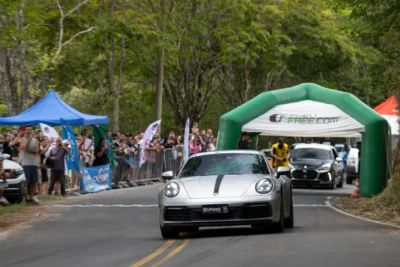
[
  {"xmin": 237, "ymin": 131, "xmax": 250, "ymax": 149},
  {"xmin": 48, "ymin": 139, "xmax": 69, "ymax": 196},
  {"xmin": 271, "ymin": 138, "xmax": 290, "ymax": 169}
]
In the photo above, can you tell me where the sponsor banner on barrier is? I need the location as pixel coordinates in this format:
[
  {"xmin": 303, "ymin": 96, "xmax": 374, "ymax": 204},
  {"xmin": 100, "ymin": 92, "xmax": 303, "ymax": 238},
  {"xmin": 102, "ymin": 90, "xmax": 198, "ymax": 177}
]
[{"xmin": 81, "ymin": 164, "xmax": 112, "ymax": 193}]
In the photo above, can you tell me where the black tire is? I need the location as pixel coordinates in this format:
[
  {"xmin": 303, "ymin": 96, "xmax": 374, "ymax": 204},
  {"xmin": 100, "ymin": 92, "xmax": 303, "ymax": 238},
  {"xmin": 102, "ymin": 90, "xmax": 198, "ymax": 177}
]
[
  {"xmin": 284, "ymin": 188, "xmax": 294, "ymax": 228},
  {"xmin": 329, "ymin": 179, "xmax": 335, "ymax": 190},
  {"xmin": 272, "ymin": 193, "xmax": 284, "ymax": 233},
  {"xmin": 337, "ymin": 173, "xmax": 344, "ymax": 188},
  {"xmin": 346, "ymin": 175, "xmax": 353, "ymax": 185},
  {"xmin": 160, "ymin": 225, "xmax": 180, "ymax": 239}
]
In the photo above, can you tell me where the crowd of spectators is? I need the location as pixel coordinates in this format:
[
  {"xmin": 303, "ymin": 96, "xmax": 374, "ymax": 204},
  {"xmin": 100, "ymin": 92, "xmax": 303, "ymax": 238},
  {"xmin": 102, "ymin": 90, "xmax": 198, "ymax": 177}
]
[{"xmin": 0, "ymin": 124, "xmax": 218, "ymax": 206}]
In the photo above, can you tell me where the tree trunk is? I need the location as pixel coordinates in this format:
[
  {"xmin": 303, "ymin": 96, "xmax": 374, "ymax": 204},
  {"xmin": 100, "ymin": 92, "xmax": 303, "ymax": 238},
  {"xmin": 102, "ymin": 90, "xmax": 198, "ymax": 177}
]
[{"xmin": 154, "ymin": 0, "xmax": 166, "ymax": 131}]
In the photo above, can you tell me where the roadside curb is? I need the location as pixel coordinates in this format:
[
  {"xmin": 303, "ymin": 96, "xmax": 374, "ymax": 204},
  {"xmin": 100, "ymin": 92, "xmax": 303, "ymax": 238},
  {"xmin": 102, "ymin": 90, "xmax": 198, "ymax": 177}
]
[
  {"xmin": 293, "ymin": 191, "xmax": 351, "ymax": 197},
  {"xmin": 325, "ymin": 197, "xmax": 400, "ymax": 229}
]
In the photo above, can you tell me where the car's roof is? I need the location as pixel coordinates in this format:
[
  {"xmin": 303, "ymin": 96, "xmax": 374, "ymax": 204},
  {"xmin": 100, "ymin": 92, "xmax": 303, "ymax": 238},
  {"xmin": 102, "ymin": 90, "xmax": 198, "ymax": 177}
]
[
  {"xmin": 293, "ymin": 143, "xmax": 334, "ymax": 150},
  {"xmin": 191, "ymin": 150, "xmax": 262, "ymax": 157}
]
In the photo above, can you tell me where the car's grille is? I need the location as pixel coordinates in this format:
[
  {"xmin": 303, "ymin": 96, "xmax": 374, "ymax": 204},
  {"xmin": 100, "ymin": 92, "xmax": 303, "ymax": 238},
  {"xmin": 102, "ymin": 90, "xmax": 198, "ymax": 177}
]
[
  {"xmin": 292, "ymin": 170, "xmax": 318, "ymax": 179},
  {"xmin": 164, "ymin": 207, "xmax": 191, "ymax": 221},
  {"xmin": 164, "ymin": 203, "xmax": 272, "ymax": 222},
  {"xmin": 241, "ymin": 203, "xmax": 272, "ymax": 219}
]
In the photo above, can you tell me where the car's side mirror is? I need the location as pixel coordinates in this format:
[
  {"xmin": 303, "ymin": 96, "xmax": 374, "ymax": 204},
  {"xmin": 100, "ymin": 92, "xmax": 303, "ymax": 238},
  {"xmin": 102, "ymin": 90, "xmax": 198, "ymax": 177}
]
[
  {"xmin": 3, "ymin": 154, "xmax": 10, "ymax": 160},
  {"xmin": 276, "ymin": 166, "xmax": 291, "ymax": 178},
  {"xmin": 336, "ymin": 157, "xmax": 342, "ymax": 162},
  {"xmin": 161, "ymin": 171, "xmax": 174, "ymax": 180}
]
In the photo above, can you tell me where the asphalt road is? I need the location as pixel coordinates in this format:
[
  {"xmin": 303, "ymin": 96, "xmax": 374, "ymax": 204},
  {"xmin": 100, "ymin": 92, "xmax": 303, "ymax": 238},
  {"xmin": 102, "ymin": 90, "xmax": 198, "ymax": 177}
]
[{"xmin": 1, "ymin": 184, "xmax": 399, "ymax": 267}]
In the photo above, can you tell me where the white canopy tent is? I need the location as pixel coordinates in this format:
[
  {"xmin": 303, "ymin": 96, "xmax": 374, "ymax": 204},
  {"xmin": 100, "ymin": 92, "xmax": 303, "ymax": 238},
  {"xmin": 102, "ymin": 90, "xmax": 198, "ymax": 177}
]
[{"xmin": 242, "ymin": 100, "xmax": 364, "ymax": 137}]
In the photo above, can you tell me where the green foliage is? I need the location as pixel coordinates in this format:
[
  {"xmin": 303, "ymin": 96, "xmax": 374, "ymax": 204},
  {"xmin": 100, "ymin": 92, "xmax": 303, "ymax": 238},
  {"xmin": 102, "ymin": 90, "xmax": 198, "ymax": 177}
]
[{"xmin": 0, "ymin": 0, "xmax": 395, "ymax": 133}]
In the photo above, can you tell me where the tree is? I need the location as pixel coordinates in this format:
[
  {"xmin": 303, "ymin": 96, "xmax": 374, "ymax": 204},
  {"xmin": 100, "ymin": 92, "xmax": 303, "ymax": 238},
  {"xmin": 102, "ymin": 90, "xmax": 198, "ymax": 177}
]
[{"xmin": 0, "ymin": 0, "xmax": 96, "ymax": 115}]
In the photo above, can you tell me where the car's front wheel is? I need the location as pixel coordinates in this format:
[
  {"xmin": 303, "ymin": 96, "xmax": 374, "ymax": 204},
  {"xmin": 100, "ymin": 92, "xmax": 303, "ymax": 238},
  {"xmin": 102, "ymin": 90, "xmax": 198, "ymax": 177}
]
[
  {"xmin": 160, "ymin": 225, "xmax": 180, "ymax": 239},
  {"xmin": 337, "ymin": 172, "xmax": 344, "ymax": 188},
  {"xmin": 284, "ymin": 188, "xmax": 294, "ymax": 228},
  {"xmin": 272, "ymin": 196, "xmax": 285, "ymax": 233}
]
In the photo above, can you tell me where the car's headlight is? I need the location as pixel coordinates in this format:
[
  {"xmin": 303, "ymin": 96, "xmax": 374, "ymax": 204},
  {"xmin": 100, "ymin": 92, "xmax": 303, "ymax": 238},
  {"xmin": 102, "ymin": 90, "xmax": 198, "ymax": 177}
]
[
  {"xmin": 164, "ymin": 182, "xmax": 180, "ymax": 197},
  {"xmin": 289, "ymin": 163, "xmax": 294, "ymax": 169},
  {"xmin": 255, "ymin": 178, "xmax": 273, "ymax": 194},
  {"xmin": 317, "ymin": 163, "xmax": 331, "ymax": 171}
]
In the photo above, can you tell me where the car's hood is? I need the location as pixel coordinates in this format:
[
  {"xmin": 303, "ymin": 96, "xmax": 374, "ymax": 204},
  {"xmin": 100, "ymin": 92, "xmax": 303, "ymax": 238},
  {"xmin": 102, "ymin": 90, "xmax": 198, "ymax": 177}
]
[
  {"xmin": 3, "ymin": 160, "xmax": 23, "ymax": 170},
  {"xmin": 180, "ymin": 174, "xmax": 267, "ymax": 199},
  {"xmin": 290, "ymin": 158, "xmax": 331, "ymax": 168}
]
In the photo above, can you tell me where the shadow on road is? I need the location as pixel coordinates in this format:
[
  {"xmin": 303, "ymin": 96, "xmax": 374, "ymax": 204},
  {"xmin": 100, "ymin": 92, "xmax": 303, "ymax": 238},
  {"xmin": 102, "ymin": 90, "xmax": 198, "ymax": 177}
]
[{"xmin": 179, "ymin": 226, "xmax": 298, "ymax": 239}]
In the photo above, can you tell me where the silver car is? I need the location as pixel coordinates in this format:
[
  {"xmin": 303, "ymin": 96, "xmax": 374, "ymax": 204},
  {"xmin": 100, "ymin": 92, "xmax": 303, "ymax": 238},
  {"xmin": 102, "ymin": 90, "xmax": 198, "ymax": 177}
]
[{"xmin": 158, "ymin": 150, "xmax": 294, "ymax": 239}]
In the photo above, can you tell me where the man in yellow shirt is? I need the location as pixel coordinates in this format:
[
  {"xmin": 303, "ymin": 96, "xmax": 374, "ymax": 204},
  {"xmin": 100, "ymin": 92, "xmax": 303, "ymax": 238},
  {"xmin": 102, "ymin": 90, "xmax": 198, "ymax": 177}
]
[{"xmin": 271, "ymin": 138, "xmax": 290, "ymax": 169}]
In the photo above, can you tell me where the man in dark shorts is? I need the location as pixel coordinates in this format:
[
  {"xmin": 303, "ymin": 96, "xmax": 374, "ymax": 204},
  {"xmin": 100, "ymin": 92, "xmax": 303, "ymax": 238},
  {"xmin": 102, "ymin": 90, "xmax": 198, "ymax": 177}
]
[
  {"xmin": 48, "ymin": 139, "xmax": 69, "ymax": 196},
  {"xmin": 19, "ymin": 126, "xmax": 40, "ymax": 205}
]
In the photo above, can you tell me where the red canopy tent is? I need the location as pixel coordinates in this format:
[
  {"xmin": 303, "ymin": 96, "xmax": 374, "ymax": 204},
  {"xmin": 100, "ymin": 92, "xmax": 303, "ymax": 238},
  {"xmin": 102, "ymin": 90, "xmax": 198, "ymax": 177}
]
[{"xmin": 374, "ymin": 96, "xmax": 399, "ymax": 135}]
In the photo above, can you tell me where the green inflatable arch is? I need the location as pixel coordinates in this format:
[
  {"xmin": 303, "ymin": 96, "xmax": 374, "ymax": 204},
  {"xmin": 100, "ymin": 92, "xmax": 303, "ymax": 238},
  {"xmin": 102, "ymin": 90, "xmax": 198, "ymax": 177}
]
[{"xmin": 216, "ymin": 83, "xmax": 392, "ymax": 196}]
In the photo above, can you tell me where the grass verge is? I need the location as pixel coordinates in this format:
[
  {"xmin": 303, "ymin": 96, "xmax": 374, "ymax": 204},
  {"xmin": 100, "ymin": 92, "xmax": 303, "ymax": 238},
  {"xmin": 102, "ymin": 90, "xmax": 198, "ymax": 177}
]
[
  {"xmin": 336, "ymin": 178, "xmax": 400, "ymax": 225},
  {"xmin": 0, "ymin": 203, "xmax": 26, "ymax": 217}
]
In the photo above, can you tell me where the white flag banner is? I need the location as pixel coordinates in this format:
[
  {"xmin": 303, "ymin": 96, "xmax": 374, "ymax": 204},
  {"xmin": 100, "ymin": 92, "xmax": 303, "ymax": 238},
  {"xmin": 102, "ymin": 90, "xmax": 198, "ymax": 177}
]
[
  {"xmin": 40, "ymin": 123, "xmax": 60, "ymax": 140},
  {"xmin": 183, "ymin": 118, "xmax": 190, "ymax": 163},
  {"xmin": 139, "ymin": 120, "xmax": 161, "ymax": 167}
]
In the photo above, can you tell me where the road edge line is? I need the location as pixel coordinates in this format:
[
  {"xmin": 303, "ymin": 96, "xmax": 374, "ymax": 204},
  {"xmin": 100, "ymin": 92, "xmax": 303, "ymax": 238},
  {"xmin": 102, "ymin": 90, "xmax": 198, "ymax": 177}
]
[{"xmin": 325, "ymin": 197, "xmax": 400, "ymax": 229}]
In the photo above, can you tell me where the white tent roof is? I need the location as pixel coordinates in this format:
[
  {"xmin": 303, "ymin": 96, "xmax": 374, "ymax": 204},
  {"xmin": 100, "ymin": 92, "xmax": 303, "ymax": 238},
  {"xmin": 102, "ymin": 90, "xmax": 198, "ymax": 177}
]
[{"xmin": 242, "ymin": 100, "xmax": 364, "ymax": 137}]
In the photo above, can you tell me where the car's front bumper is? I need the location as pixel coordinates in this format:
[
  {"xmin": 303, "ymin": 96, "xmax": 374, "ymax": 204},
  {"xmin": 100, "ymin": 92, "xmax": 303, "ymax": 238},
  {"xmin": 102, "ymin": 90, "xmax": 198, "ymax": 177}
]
[
  {"xmin": 346, "ymin": 165, "xmax": 358, "ymax": 178},
  {"xmin": 291, "ymin": 168, "xmax": 332, "ymax": 188},
  {"xmin": 159, "ymin": 195, "xmax": 281, "ymax": 227}
]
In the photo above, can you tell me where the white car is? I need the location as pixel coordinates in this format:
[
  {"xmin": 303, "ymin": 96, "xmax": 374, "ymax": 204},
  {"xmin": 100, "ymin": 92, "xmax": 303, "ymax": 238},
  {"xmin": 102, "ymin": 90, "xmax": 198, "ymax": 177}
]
[
  {"xmin": 2, "ymin": 154, "xmax": 26, "ymax": 203},
  {"xmin": 345, "ymin": 148, "xmax": 359, "ymax": 184}
]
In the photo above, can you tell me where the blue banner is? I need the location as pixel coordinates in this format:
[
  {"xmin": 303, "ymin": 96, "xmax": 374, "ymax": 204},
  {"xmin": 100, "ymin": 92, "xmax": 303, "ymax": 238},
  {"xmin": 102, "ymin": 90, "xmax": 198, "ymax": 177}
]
[
  {"xmin": 80, "ymin": 164, "xmax": 112, "ymax": 193},
  {"xmin": 61, "ymin": 118, "xmax": 80, "ymax": 172}
]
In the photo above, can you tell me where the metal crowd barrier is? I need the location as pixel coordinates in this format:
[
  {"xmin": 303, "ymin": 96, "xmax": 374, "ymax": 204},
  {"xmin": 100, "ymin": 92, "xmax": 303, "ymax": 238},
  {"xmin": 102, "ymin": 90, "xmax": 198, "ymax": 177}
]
[
  {"xmin": 133, "ymin": 150, "xmax": 165, "ymax": 185},
  {"xmin": 109, "ymin": 148, "xmax": 184, "ymax": 188},
  {"xmin": 113, "ymin": 151, "xmax": 135, "ymax": 188},
  {"xmin": 163, "ymin": 148, "xmax": 183, "ymax": 177}
]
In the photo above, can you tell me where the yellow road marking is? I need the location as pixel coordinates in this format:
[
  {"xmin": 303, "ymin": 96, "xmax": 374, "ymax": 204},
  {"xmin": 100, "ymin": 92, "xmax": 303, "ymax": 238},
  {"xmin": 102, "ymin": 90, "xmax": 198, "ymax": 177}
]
[
  {"xmin": 150, "ymin": 238, "xmax": 190, "ymax": 267},
  {"xmin": 130, "ymin": 239, "xmax": 176, "ymax": 267}
]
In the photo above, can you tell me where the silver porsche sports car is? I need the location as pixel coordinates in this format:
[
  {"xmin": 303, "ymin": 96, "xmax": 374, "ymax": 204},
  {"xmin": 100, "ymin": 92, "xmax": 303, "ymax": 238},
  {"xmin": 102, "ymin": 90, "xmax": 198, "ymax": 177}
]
[{"xmin": 158, "ymin": 150, "xmax": 294, "ymax": 239}]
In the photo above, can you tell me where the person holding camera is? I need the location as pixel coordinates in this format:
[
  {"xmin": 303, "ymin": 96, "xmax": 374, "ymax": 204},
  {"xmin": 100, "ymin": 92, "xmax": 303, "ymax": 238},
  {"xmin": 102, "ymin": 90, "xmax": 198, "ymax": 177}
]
[
  {"xmin": 271, "ymin": 137, "xmax": 290, "ymax": 169},
  {"xmin": 48, "ymin": 139, "xmax": 69, "ymax": 196}
]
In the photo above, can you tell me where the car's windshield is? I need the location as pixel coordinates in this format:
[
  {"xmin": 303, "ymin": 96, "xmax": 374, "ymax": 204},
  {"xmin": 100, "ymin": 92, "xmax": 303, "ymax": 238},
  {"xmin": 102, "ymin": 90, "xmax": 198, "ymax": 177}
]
[
  {"xmin": 263, "ymin": 150, "xmax": 272, "ymax": 158},
  {"xmin": 290, "ymin": 148, "xmax": 332, "ymax": 160},
  {"xmin": 179, "ymin": 153, "xmax": 270, "ymax": 178},
  {"xmin": 335, "ymin": 145, "xmax": 345, "ymax": 153}
]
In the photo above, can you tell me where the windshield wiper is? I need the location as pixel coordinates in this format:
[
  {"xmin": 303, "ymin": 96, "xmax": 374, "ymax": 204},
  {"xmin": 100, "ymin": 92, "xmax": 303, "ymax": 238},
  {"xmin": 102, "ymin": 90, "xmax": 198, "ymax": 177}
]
[{"xmin": 225, "ymin": 172, "xmax": 243, "ymax": 175}]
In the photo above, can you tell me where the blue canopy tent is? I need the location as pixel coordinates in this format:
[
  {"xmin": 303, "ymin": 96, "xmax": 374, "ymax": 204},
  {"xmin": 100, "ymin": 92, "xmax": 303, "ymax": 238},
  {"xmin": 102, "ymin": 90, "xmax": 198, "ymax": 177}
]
[{"xmin": 0, "ymin": 90, "xmax": 108, "ymax": 126}]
